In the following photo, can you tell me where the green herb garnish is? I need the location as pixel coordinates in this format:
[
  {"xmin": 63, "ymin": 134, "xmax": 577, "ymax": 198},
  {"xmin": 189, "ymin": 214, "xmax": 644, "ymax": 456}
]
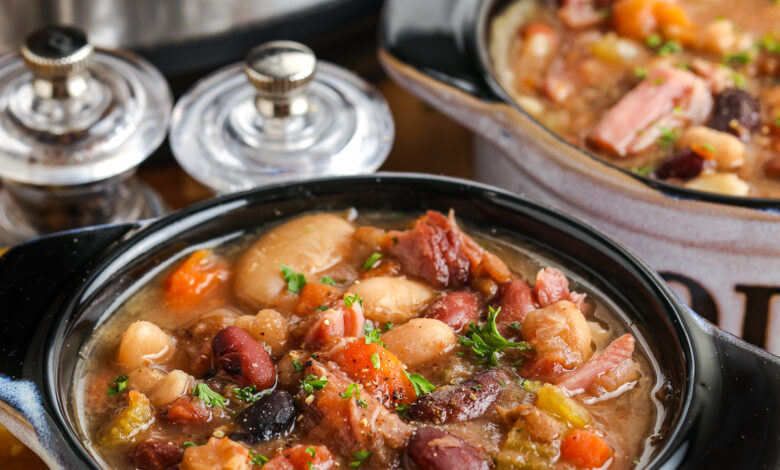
[
  {"xmin": 300, "ymin": 374, "xmax": 328, "ymax": 394},
  {"xmin": 459, "ymin": 306, "xmax": 532, "ymax": 365},
  {"xmin": 383, "ymin": 322, "xmax": 394, "ymax": 330},
  {"xmin": 632, "ymin": 165, "xmax": 655, "ymax": 176},
  {"xmin": 314, "ymin": 305, "xmax": 329, "ymax": 312},
  {"xmin": 305, "ymin": 446, "xmax": 316, "ymax": 458},
  {"xmin": 657, "ymin": 40, "xmax": 681, "ymax": 55},
  {"xmin": 319, "ymin": 276, "xmax": 337, "ymax": 285},
  {"xmin": 233, "ymin": 385, "xmax": 267, "ymax": 403},
  {"xmin": 183, "ymin": 441, "xmax": 197, "ymax": 448},
  {"xmin": 508, "ymin": 321, "xmax": 521, "ymax": 330},
  {"xmin": 395, "ymin": 403, "xmax": 410, "ymax": 418},
  {"xmin": 645, "ymin": 34, "xmax": 662, "ymax": 48},
  {"xmin": 633, "ymin": 67, "xmax": 649, "ymax": 79},
  {"xmin": 349, "ymin": 450, "xmax": 372, "ymax": 467},
  {"xmin": 732, "ymin": 71, "xmax": 747, "ymax": 88},
  {"xmin": 363, "ymin": 322, "xmax": 385, "ymax": 347},
  {"xmin": 250, "ymin": 449, "xmax": 269, "ymax": 466},
  {"xmin": 281, "ymin": 265, "xmax": 306, "ymax": 294},
  {"xmin": 107, "ymin": 375, "xmax": 129, "ymax": 396},
  {"xmin": 344, "ymin": 293, "xmax": 363, "ymax": 308},
  {"xmin": 725, "ymin": 51, "xmax": 752, "ymax": 64},
  {"xmin": 340, "ymin": 383, "xmax": 368, "ymax": 407},
  {"xmin": 657, "ymin": 127, "xmax": 679, "ymax": 147},
  {"xmin": 362, "ymin": 252, "xmax": 383, "ymax": 270},
  {"xmin": 292, "ymin": 358, "xmax": 304, "ymax": 372},
  {"xmin": 403, "ymin": 370, "xmax": 436, "ymax": 396},
  {"xmin": 521, "ymin": 379, "xmax": 541, "ymax": 392},
  {"xmin": 370, "ymin": 353, "xmax": 381, "ymax": 369},
  {"xmin": 193, "ymin": 383, "xmax": 227, "ymax": 408}
]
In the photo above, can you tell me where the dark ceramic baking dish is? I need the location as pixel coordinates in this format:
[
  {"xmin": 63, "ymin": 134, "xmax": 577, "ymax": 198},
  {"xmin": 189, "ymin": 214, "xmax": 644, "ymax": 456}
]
[{"xmin": 0, "ymin": 174, "xmax": 776, "ymax": 469}]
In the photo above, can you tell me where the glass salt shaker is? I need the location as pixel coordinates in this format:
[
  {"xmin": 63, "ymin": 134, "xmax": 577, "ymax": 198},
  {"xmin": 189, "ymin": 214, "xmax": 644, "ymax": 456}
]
[
  {"xmin": 169, "ymin": 40, "xmax": 393, "ymax": 193},
  {"xmin": 0, "ymin": 25, "xmax": 171, "ymax": 244}
]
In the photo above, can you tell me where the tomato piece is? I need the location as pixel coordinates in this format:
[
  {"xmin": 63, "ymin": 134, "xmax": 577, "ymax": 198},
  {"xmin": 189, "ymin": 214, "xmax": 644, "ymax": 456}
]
[
  {"xmin": 560, "ymin": 430, "xmax": 613, "ymax": 468},
  {"xmin": 263, "ymin": 445, "xmax": 336, "ymax": 470},
  {"xmin": 332, "ymin": 339, "xmax": 417, "ymax": 407},
  {"xmin": 164, "ymin": 250, "xmax": 228, "ymax": 308}
]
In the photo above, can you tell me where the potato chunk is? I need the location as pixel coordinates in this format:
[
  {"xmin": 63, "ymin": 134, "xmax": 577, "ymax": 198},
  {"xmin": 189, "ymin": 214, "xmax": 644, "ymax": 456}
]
[
  {"xmin": 346, "ymin": 276, "xmax": 434, "ymax": 324},
  {"xmin": 233, "ymin": 214, "xmax": 355, "ymax": 309},
  {"xmin": 382, "ymin": 318, "xmax": 457, "ymax": 367},
  {"xmin": 181, "ymin": 437, "xmax": 250, "ymax": 470}
]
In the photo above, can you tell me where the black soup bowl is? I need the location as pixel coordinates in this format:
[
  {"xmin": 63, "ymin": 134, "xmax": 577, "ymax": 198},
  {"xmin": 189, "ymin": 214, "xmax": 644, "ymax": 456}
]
[{"xmin": 0, "ymin": 174, "xmax": 777, "ymax": 469}]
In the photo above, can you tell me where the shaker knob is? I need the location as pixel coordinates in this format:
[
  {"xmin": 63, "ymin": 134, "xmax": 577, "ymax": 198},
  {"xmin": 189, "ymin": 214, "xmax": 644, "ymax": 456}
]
[
  {"xmin": 244, "ymin": 41, "xmax": 316, "ymax": 118},
  {"xmin": 21, "ymin": 25, "xmax": 93, "ymax": 79}
]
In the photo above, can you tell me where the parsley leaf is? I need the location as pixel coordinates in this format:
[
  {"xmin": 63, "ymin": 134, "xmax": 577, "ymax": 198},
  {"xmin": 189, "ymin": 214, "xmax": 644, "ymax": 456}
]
[
  {"xmin": 362, "ymin": 252, "xmax": 383, "ymax": 270},
  {"xmin": 305, "ymin": 446, "xmax": 316, "ymax": 458},
  {"xmin": 300, "ymin": 374, "xmax": 328, "ymax": 394},
  {"xmin": 395, "ymin": 403, "xmax": 410, "ymax": 418},
  {"xmin": 363, "ymin": 322, "xmax": 385, "ymax": 347},
  {"xmin": 403, "ymin": 370, "xmax": 436, "ymax": 396},
  {"xmin": 657, "ymin": 40, "xmax": 681, "ymax": 55},
  {"xmin": 631, "ymin": 165, "xmax": 655, "ymax": 176},
  {"xmin": 370, "ymin": 353, "xmax": 381, "ymax": 369},
  {"xmin": 633, "ymin": 67, "xmax": 648, "ymax": 79},
  {"xmin": 320, "ymin": 276, "xmax": 337, "ymax": 285},
  {"xmin": 292, "ymin": 358, "xmax": 304, "ymax": 372},
  {"xmin": 350, "ymin": 450, "xmax": 372, "ymax": 467},
  {"xmin": 657, "ymin": 127, "xmax": 679, "ymax": 148},
  {"xmin": 340, "ymin": 383, "xmax": 368, "ymax": 407},
  {"xmin": 107, "ymin": 375, "xmax": 129, "ymax": 396},
  {"xmin": 193, "ymin": 383, "xmax": 227, "ymax": 408},
  {"xmin": 233, "ymin": 385, "xmax": 270, "ymax": 403},
  {"xmin": 314, "ymin": 305, "xmax": 329, "ymax": 312},
  {"xmin": 724, "ymin": 51, "xmax": 752, "ymax": 64},
  {"xmin": 281, "ymin": 265, "xmax": 306, "ymax": 294},
  {"xmin": 250, "ymin": 449, "xmax": 269, "ymax": 466},
  {"xmin": 383, "ymin": 322, "xmax": 393, "ymax": 330},
  {"xmin": 645, "ymin": 34, "xmax": 662, "ymax": 48},
  {"xmin": 182, "ymin": 441, "xmax": 197, "ymax": 448},
  {"xmin": 344, "ymin": 293, "xmax": 363, "ymax": 308},
  {"xmin": 459, "ymin": 306, "xmax": 532, "ymax": 365}
]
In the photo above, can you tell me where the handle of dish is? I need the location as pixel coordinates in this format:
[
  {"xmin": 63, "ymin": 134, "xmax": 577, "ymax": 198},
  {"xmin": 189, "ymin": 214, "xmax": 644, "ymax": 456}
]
[
  {"xmin": 682, "ymin": 311, "xmax": 780, "ymax": 468},
  {"xmin": 0, "ymin": 223, "xmax": 140, "ymax": 469},
  {"xmin": 380, "ymin": 0, "xmax": 499, "ymax": 100}
]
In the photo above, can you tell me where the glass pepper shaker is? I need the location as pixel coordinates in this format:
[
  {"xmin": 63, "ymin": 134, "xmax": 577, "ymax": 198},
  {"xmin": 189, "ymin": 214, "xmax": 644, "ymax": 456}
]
[
  {"xmin": 0, "ymin": 25, "xmax": 171, "ymax": 244},
  {"xmin": 169, "ymin": 40, "xmax": 393, "ymax": 193}
]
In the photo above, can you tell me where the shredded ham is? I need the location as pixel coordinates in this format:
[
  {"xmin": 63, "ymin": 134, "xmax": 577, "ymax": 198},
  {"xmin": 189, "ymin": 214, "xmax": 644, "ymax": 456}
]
[
  {"xmin": 556, "ymin": 334, "xmax": 636, "ymax": 393},
  {"xmin": 303, "ymin": 301, "xmax": 364, "ymax": 350}
]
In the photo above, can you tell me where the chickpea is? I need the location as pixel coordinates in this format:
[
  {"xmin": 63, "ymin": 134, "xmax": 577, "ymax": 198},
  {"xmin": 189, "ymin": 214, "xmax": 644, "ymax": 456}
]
[
  {"xmin": 117, "ymin": 321, "xmax": 174, "ymax": 370},
  {"xmin": 147, "ymin": 370, "xmax": 194, "ymax": 407},
  {"xmin": 234, "ymin": 309, "xmax": 289, "ymax": 357},
  {"xmin": 382, "ymin": 318, "xmax": 457, "ymax": 368},
  {"xmin": 346, "ymin": 276, "xmax": 434, "ymax": 324}
]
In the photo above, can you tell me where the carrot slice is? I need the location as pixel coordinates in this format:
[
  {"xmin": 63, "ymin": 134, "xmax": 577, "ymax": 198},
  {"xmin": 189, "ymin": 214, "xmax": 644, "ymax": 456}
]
[
  {"xmin": 164, "ymin": 250, "xmax": 228, "ymax": 308},
  {"xmin": 296, "ymin": 282, "xmax": 342, "ymax": 315},
  {"xmin": 332, "ymin": 339, "xmax": 417, "ymax": 407},
  {"xmin": 560, "ymin": 430, "xmax": 613, "ymax": 468}
]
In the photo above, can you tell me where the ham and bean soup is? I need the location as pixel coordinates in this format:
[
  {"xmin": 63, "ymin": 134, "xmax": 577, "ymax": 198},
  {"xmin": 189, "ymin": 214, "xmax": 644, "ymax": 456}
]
[
  {"xmin": 490, "ymin": 0, "xmax": 780, "ymax": 198},
  {"xmin": 74, "ymin": 210, "xmax": 668, "ymax": 469}
]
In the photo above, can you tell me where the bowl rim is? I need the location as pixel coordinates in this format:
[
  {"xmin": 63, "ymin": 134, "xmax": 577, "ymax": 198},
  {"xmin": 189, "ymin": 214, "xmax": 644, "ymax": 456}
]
[
  {"xmin": 473, "ymin": 0, "xmax": 780, "ymax": 210},
  {"xmin": 46, "ymin": 173, "xmax": 697, "ymax": 468}
]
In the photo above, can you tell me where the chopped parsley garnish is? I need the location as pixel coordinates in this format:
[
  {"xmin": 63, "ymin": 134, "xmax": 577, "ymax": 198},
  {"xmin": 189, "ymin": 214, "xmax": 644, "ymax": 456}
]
[
  {"xmin": 633, "ymin": 67, "xmax": 648, "ymax": 79},
  {"xmin": 305, "ymin": 446, "xmax": 316, "ymax": 458},
  {"xmin": 362, "ymin": 252, "xmax": 383, "ymax": 270},
  {"xmin": 657, "ymin": 40, "xmax": 681, "ymax": 55},
  {"xmin": 300, "ymin": 374, "xmax": 328, "ymax": 394},
  {"xmin": 370, "ymin": 353, "xmax": 381, "ymax": 369},
  {"xmin": 391, "ymin": 236, "xmax": 399, "ymax": 245},
  {"xmin": 383, "ymin": 322, "xmax": 394, "ymax": 330},
  {"xmin": 521, "ymin": 379, "xmax": 541, "ymax": 392},
  {"xmin": 732, "ymin": 71, "xmax": 747, "ymax": 88},
  {"xmin": 701, "ymin": 143, "xmax": 716, "ymax": 152},
  {"xmin": 250, "ymin": 449, "xmax": 269, "ymax": 466},
  {"xmin": 107, "ymin": 375, "xmax": 129, "ymax": 396},
  {"xmin": 657, "ymin": 127, "xmax": 679, "ymax": 147},
  {"xmin": 182, "ymin": 441, "xmax": 197, "ymax": 448},
  {"xmin": 652, "ymin": 76, "xmax": 666, "ymax": 85},
  {"xmin": 513, "ymin": 358, "xmax": 525, "ymax": 367},
  {"xmin": 459, "ymin": 306, "xmax": 532, "ymax": 365},
  {"xmin": 233, "ymin": 385, "xmax": 267, "ymax": 403},
  {"xmin": 403, "ymin": 370, "xmax": 436, "ymax": 396},
  {"xmin": 395, "ymin": 403, "xmax": 410, "ymax": 418},
  {"xmin": 344, "ymin": 293, "xmax": 363, "ymax": 308},
  {"xmin": 292, "ymin": 358, "xmax": 304, "ymax": 372},
  {"xmin": 508, "ymin": 321, "xmax": 521, "ymax": 330},
  {"xmin": 319, "ymin": 276, "xmax": 337, "ymax": 285},
  {"xmin": 724, "ymin": 52, "xmax": 752, "ymax": 64},
  {"xmin": 281, "ymin": 265, "xmax": 306, "ymax": 294},
  {"xmin": 363, "ymin": 322, "xmax": 385, "ymax": 347},
  {"xmin": 472, "ymin": 384, "xmax": 483, "ymax": 390},
  {"xmin": 349, "ymin": 450, "xmax": 372, "ymax": 467},
  {"xmin": 763, "ymin": 34, "xmax": 780, "ymax": 54},
  {"xmin": 193, "ymin": 383, "xmax": 227, "ymax": 408},
  {"xmin": 632, "ymin": 458, "xmax": 641, "ymax": 465},
  {"xmin": 341, "ymin": 383, "xmax": 368, "ymax": 407},
  {"xmin": 645, "ymin": 34, "xmax": 662, "ymax": 48},
  {"xmin": 498, "ymin": 380, "xmax": 507, "ymax": 388},
  {"xmin": 631, "ymin": 165, "xmax": 655, "ymax": 176},
  {"xmin": 314, "ymin": 305, "xmax": 329, "ymax": 312},
  {"xmin": 774, "ymin": 114, "xmax": 780, "ymax": 127}
]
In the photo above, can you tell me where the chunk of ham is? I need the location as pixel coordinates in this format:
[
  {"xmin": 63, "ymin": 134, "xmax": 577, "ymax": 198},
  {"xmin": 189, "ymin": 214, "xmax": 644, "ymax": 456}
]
[
  {"xmin": 383, "ymin": 210, "xmax": 511, "ymax": 288},
  {"xmin": 590, "ymin": 68, "xmax": 713, "ymax": 156},
  {"xmin": 558, "ymin": 0, "xmax": 608, "ymax": 29},
  {"xmin": 556, "ymin": 334, "xmax": 636, "ymax": 394},
  {"xmin": 303, "ymin": 300, "xmax": 364, "ymax": 350},
  {"xmin": 534, "ymin": 267, "xmax": 588, "ymax": 312},
  {"xmin": 300, "ymin": 360, "xmax": 412, "ymax": 466},
  {"xmin": 496, "ymin": 279, "xmax": 537, "ymax": 334}
]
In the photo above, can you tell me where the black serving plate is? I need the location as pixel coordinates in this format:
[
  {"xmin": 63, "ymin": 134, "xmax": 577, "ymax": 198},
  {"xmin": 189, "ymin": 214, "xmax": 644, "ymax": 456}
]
[{"xmin": 0, "ymin": 174, "xmax": 776, "ymax": 469}]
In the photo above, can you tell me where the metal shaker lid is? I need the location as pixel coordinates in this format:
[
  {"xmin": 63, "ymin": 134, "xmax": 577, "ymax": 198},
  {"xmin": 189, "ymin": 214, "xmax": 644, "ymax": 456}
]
[
  {"xmin": 0, "ymin": 25, "xmax": 172, "ymax": 185},
  {"xmin": 169, "ymin": 40, "xmax": 394, "ymax": 193}
]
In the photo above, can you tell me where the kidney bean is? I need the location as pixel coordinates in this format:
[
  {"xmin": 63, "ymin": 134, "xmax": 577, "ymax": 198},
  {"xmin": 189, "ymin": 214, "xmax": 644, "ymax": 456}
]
[
  {"xmin": 212, "ymin": 326, "xmax": 276, "ymax": 390},
  {"xmin": 654, "ymin": 149, "xmax": 704, "ymax": 181},
  {"xmin": 131, "ymin": 440, "xmax": 183, "ymax": 470},
  {"xmin": 424, "ymin": 291, "xmax": 480, "ymax": 333},
  {"xmin": 232, "ymin": 390, "xmax": 296, "ymax": 443},
  {"xmin": 707, "ymin": 88, "xmax": 760, "ymax": 139},
  {"xmin": 404, "ymin": 427, "xmax": 488, "ymax": 470},
  {"xmin": 408, "ymin": 369, "xmax": 510, "ymax": 424}
]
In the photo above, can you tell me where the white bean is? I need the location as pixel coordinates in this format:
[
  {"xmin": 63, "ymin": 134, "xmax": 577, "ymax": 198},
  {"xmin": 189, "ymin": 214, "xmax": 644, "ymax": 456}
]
[
  {"xmin": 147, "ymin": 370, "xmax": 194, "ymax": 407},
  {"xmin": 233, "ymin": 214, "xmax": 355, "ymax": 309},
  {"xmin": 677, "ymin": 126, "xmax": 745, "ymax": 170},
  {"xmin": 346, "ymin": 276, "xmax": 434, "ymax": 324},
  {"xmin": 684, "ymin": 173, "xmax": 750, "ymax": 196},
  {"xmin": 382, "ymin": 318, "xmax": 457, "ymax": 367},
  {"xmin": 117, "ymin": 321, "xmax": 174, "ymax": 370}
]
